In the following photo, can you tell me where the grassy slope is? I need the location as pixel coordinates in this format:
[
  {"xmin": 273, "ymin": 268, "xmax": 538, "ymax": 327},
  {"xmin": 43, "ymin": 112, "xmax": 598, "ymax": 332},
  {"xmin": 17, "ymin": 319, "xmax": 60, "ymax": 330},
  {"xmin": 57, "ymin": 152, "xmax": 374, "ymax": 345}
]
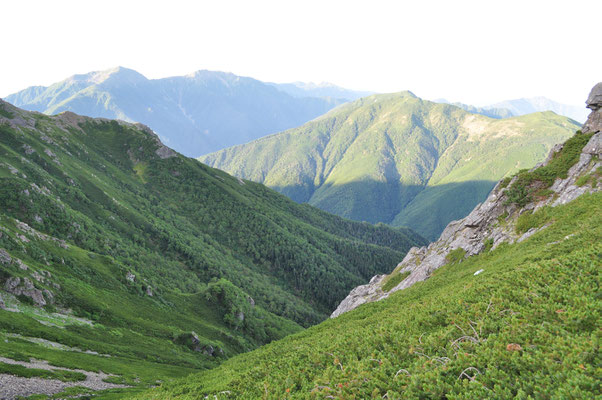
[
  {"xmin": 0, "ymin": 101, "xmax": 425, "ymax": 396},
  {"xmin": 201, "ymin": 93, "xmax": 579, "ymax": 240},
  {"xmin": 141, "ymin": 190, "xmax": 601, "ymax": 399}
]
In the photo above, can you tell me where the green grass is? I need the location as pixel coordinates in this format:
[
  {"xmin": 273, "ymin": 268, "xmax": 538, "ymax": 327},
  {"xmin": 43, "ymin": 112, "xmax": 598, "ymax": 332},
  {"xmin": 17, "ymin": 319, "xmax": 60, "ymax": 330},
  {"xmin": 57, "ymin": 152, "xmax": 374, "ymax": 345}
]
[
  {"xmin": 504, "ymin": 132, "xmax": 594, "ymax": 206},
  {"xmin": 515, "ymin": 207, "xmax": 553, "ymax": 234},
  {"xmin": 381, "ymin": 271, "xmax": 410, "ymax": 292},
  {"xmin": 140, "ymin": 191, "xmax": 602, "ymax": 399},
  {"xmin": 445, "ymin": 247, "xmax": 466, "ymax": 265}
]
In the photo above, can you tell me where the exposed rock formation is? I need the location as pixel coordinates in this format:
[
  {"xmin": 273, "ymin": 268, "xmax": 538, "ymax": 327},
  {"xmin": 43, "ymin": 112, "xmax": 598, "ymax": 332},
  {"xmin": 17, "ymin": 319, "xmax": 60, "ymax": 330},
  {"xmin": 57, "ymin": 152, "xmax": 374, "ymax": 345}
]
[
  {"xmin": 583, "ymin": 82, "xmax": 602, "ymax": 134},
  {"xmin": 4, "ymin": 277, "xmax": 49, "ymax": 307},
  {"xmin": 331, "ymin": 87, "xmax": 602, "ymax": 318}
]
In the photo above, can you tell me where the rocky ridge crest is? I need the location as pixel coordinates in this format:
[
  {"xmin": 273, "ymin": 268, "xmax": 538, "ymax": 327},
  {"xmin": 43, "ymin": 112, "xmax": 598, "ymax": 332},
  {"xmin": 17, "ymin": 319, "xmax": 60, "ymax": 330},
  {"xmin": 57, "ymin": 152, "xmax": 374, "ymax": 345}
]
[{"xmin": 331, "ymin": 83, "xmax": 602, "ymax": 318}]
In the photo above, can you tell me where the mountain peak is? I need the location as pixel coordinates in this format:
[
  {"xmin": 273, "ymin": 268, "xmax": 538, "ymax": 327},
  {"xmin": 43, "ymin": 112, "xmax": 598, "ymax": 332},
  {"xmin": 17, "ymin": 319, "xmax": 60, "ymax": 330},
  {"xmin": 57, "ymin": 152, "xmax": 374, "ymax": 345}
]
[{"xmin": 66, "ymin": 66, "xmax": 147, "ymax": 86}]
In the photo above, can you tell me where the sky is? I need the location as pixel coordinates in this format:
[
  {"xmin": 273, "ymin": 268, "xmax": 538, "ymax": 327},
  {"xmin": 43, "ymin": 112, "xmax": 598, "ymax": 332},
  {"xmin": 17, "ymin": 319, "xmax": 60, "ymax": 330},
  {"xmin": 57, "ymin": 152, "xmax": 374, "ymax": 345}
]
[{"xmin": 1, "ymin": 0, "xmax": 600, "ymax": 106}]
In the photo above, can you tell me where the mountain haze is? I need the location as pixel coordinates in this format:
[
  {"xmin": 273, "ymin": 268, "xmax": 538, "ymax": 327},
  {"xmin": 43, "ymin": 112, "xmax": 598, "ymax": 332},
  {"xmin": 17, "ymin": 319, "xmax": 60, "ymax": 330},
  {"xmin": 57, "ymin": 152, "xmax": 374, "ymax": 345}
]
[
  {"xmin": 201, "ymin": 92, "xmax": 580, "ymax": 240},
  {"xmin": 489, "ymin": 96, "xmax": 588, "ymax": 122},
  {"xmin": 5, "ymin": 67, "xmax": 347, "ymax": 157},
  {"xmin": 268, "ymin": 81, "xmax": 373, "ymax": 101}
]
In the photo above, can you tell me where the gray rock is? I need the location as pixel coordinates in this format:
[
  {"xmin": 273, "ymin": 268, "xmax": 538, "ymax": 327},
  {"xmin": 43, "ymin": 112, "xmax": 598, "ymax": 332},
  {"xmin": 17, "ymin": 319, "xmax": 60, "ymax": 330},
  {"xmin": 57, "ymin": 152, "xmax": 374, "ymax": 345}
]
[
  {"xmin": 4, "ymin": 277, "xmax": 20, "ymax": 292},
  {"xmin": 126, "ymin": 272, "xmax": 136, "ymax": 282},
  {"xmin": 15, "ymin": 259, "xmax": 29, "ymax": 271},
  {"xmin": 145, "ymin": 286, "xmax": 153, "ymax": 296},
  {"xmin": 583, "ymin": 83, "xmax": 602, "ymax": 133},
  {"xmin": 22, "ymin": 144, "xmax": 35, "ymax": 154},
  {"xmin": 586, "ymin": 82, "xmax": 602, "ymax": 110},
  {"xmin": 4, "ymin": 277, "xmax": 49, "ymax": 307},
  {"xmin": 0, "ymin": 249, "xmax": 11, "ymax": 265},
  {"xmin": 202, "ymin": 344, "xmax": 215, "ymax": 356},
  {"xmin": 30, "ymin": 271, "xmax": 44, "ymax": 282},
  {"xmin": 330, "ymin": 275, "xmax": 387, "ymax": 318}
]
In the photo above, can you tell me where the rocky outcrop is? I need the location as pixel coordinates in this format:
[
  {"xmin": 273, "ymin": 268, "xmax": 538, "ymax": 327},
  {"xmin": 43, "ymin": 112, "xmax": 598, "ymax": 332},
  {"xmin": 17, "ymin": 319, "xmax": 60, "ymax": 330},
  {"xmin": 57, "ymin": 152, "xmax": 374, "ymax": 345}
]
[
  {"xmin": 4, "ymin": 277, "xmax": 49, "ymax": 307},
  {"xmin": 331, "ymin": 88, "xmax": 602, "ymax": 318},
  {"xmin": 583, "ymin": 82, "xmax": 602, "ymax": 134}
]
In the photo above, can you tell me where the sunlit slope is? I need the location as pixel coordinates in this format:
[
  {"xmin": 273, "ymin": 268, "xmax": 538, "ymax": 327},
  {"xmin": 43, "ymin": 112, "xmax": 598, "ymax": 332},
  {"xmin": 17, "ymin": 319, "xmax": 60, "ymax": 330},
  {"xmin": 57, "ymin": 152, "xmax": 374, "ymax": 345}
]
[{"xmin": 201, "ymin": 93, "xmax": 579, "ymax": 239}]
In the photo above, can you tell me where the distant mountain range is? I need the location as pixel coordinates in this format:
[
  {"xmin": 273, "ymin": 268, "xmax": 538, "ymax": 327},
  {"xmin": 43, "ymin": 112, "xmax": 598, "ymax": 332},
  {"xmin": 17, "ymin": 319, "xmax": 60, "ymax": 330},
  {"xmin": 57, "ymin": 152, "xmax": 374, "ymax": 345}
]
[
  {"xmin": 4, "ymin": 67, "xmax": 367, "ymax": 157},
  {"xmin": 201, "ymin": 92, "xmax": 580, "ymax": 240},
  {"xmin": 435, "ymin": 97, "xmax": 588, "ymax": 123},
  {"xmin": 268, "ymin": 81, "xmax": 373, "ymax": 101}
]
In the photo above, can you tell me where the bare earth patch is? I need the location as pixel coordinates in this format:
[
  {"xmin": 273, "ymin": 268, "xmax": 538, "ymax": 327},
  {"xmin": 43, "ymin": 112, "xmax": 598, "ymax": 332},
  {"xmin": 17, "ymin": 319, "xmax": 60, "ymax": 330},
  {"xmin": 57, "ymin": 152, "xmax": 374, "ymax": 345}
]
[{"xmin": 0, "ymin": 356, "xmax": 128, "ymax": 400}]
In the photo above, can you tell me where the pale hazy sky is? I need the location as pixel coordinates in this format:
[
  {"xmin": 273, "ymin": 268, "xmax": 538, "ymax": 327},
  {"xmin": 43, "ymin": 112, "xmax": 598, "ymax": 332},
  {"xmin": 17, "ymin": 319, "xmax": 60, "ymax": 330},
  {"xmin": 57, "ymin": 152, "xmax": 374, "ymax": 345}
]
[{"xmin": 1, "ymin": 0, "xmax": 600, "ymax": 106}]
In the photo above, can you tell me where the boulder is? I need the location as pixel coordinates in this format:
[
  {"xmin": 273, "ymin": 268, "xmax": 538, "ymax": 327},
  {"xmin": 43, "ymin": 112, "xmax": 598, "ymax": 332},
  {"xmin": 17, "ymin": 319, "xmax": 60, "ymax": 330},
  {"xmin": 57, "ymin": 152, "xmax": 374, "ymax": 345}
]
[
  {"xmin": 583, "ymin": 82, "xmax": 602, "ymax": 133},
  {"xmin": 4, "ymin": 277, "xmax": 49, "ymax": 307},
  {"xmin": 586, "ymin": 82, "xmax": 602, "ymax": 110}
]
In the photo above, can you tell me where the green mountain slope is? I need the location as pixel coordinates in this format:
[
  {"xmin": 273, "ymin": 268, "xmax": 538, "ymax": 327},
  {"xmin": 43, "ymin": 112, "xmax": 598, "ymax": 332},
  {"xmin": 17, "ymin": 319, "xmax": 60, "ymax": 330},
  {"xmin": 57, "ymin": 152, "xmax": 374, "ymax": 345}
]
[
  {"xmin": 141, "ymin": 133, "xmax": 601, "ymax": 399},
  {"xmin": 201, "ymin": 92, "xmax": 580, "ymax": 240},
  {"xmin": 0, "ymin": 100, "xmax": 425, "ymax": 397},
  {"xmin": 5, "ymin": 67, "xmax": 346, "ymax": 157}
]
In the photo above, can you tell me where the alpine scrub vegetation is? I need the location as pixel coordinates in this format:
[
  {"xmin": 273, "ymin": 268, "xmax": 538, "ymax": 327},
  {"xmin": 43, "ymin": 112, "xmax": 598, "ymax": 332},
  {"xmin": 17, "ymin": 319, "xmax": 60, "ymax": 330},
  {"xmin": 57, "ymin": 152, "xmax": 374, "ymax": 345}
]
[
  {"xmin": 504, "ymin": 131, "xmax": 594, "ymax": 206},
  {"xmin": 0, "ymin": 100, "xmax": 425, "ymax": 397},
  {"xmin": 140, "ymin": 191, "xmax": 601, "ymax": 399},
  {"xmin": 200, "ymin": 92, "xmax": 579, "ymax": 240}
]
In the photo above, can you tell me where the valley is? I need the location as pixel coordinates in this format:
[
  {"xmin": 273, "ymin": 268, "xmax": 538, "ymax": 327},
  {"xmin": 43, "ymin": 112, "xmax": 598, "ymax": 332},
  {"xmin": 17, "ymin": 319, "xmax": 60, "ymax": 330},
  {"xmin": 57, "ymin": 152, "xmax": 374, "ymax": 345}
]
[
  {"xmin": 201, "ymin": 92, "xmax": 580, "ymax": 240},
  {"xmin": 0, "ymin": 99, "xmax": 424, "ymax": 398}
]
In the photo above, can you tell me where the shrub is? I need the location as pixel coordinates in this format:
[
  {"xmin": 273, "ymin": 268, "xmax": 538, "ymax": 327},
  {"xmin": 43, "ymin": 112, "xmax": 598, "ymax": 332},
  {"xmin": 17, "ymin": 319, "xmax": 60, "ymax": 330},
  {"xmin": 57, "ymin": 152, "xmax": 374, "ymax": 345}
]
[
  {"xmin": 504, "ymin": 132, "xmax": 593, "ymax": 206},
  {"xmin": 515, "ymin": 207, "xmax": 552, "ymax": 234},
  {"xmin": 445, "ymin": 248, "xmax": 466, "ymax": 265},
  {"xmin": 381, "ymin": 271, "xmax": 410, "ymax": 292}
]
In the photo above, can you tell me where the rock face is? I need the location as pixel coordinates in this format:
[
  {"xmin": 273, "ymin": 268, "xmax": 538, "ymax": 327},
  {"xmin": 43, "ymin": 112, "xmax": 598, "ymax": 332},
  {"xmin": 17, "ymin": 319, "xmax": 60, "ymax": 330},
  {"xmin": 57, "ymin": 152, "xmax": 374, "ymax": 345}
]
[
  {"xmin": 331, "ymin": 92, "xmax": 602, "ymax": 318},
  {"xmin": 4, "ymin": 277, "xmax": 49, "ymax": 307},
  {"xmin": 583, "ymin": 82, "xmax": 602, "ymax": 134}
]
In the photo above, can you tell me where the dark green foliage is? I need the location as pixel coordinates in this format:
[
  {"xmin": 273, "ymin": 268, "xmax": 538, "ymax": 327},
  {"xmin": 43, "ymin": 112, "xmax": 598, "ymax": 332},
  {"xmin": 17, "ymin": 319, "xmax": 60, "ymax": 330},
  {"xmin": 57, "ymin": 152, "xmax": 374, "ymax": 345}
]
[
  {"xmin": 499, "ymin": 176, "xmax": 512, "ymax": 189},
  {"xmin": 504, "ymin": 132, "xmax": 593, "ymax": 206},
  {"xmin": 381, "ymin": 271, "xmax": 410, "ymax": 292},
  {"xmin": 141, "ymin": 192, "xmax": 601, "ymax": 399}
]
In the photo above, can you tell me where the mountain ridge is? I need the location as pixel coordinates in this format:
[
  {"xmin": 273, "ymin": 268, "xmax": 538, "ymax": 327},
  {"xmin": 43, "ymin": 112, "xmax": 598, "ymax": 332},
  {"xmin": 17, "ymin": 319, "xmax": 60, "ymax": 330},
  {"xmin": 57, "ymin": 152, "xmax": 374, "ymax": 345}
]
[
  {"xmin": 201, "ymin": 92, "xmax": 580, "ymax": 240},
  {"xmin": 5, "ymin": 68, "xmax": 350, "ymax": 157}
]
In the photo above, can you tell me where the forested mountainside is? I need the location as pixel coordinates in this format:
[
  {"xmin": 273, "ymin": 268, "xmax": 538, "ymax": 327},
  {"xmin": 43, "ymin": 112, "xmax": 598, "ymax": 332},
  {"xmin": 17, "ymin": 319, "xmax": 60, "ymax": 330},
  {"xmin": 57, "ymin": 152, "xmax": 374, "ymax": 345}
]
[
  {"xmin": 140, "ymin": 86, "xmax": 601, "ymax": 400},
  {"xmin": 201, "ymin": 92, "xmax": 580, "ymax": 240},
  {"xmin": 0, "ymin": 100, "xmax": 424, "ymax": 398},
  {"xmin": 5, "ymin": 67, "xmax": 346, "ymax": 157}
]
